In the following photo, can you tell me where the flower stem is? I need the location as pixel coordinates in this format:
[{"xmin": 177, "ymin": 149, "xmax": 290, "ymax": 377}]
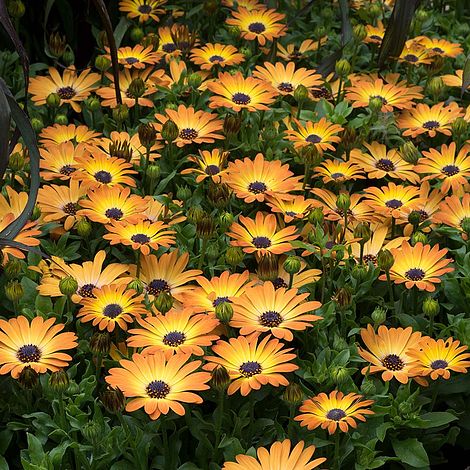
[
  {"xmin": 386, "ymin": 270, "xmax": 394, "ymax": 308},
  {"xmin": 197, "ymin": 237, "xmax": 209, "ymax": 271},
  {"xmin": 214, "ymin": 389, "xmax": 225, "ymax": 461},
  {"xmin": 333, "ymin": 432, "xmax": 341, "ymax": 470}
]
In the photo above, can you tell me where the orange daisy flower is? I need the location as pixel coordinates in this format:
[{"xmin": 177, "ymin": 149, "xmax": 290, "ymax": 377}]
[
  {"xmin": 266, "ymin": 195, "xmax": 316, "ymax": 223},
  {"xmin": 190, "ymin": 43, "xmax": 245, "ymax": 70},
  {"xmin": 398, "ymin": 41, "xmax": 433, "ymax": 66},
  {"xmin": 39, "ymin": 142, "xmax": 87, "ymax": 181},
  {"xmin": 39, "ymin": 124, "xmax": 100, "ymax": 149},
  {"xmin": 118, "ymin": 0, "xmax": 167, "ymax": 22},
  {"xmin": 415, "ymin": 36, "xmax": 463, "ymax": 58},
  {"xmin": 181, "ymin": 149, "xmax": 229, "ymax": 184},
  {"xmin": 434, "ymin": 193, "xmax": 470, "ymax": 236},
  {"xmin": 285, "ymin": 118, "xmax": 343, "ymax": 153},
  {"xmin": 277, "ymin": 38, "xmax": 327, "ymax": 61},
  {"xmin": 107, "ymin": 44, "xmax": 162, "ymax": 68},
  {"xmin": 364, "ymin": 21, "xmax": 385, "ymax": 44},
  {"xmin": 314, "ymin": 159, "xmax": 365, "ymax": 184}
]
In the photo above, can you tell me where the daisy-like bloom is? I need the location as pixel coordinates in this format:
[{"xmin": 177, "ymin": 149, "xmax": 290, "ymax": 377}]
[
  {"xmin": 350, "ymin": 142, "xmax": 419, "ymax": 183},
  {"xmin": 127, "ymin": 308, "xmax": 219, "ymax": 358},
  {"xmin": 183, "ymin": 270, "xmax": 255, "ymax": 315},
  {"xmin": 442, "ymin": 70, "xmax": 467, "ymax": 89},
  {"xmin": 363, "ymin": 182, "xmax": 421, "ymax": 220},
  {"xmin": 408, "ymin": 337, "xmax": 470, "ymax": 381},
  {"xmin": 224, "ymin": 153, "xmax": 302, "ymax": 203},
  {"xmin": 190, "ymin": 43, "xmax": 245, "ymax": 70},
  {"xmin": 398, "ymin": 41, "xmax": 432, "ymax": 66},
  {"xmin": 73, "ymin": 153, "xmax": 137, "ymax": 189},
  {"xmin": 364, "ymin": 21, "xmax": 385, "ymax": 44},
  {"xmin": 118, "ymin": 0, "xmax": 167, "ymax": 23},
  {"xmin": 230, "ymin": 282, "xmax": 322, "ymax": 341},
  {"xmin": 415, "ymin": 143, "xmax": 470, "ymax": 195},
  {"xmin": 154, "ymin": 105, "xmax": 224, "ymax": 147},
  {"xmin": 106, "ymin": 352, "xmax": 211, "ymax": 420},
  {"xmin": 37, "ymin": 180, "xmax": 88, "ymax": 231},
  {"xmin": 77, "ymin": 186, "xmax": 147, "ymax": 225},
  {"xmin": 0, "ymin": 316, "xmax": 77, "ymax": 379},
  {"xmin": 345, "ymin": 77, "xmax": 422, "ymax": 112},
  {"xmin": 222, "ymin": 439, "xmax": 326, "ymax": 470},
  {"xmin": 266, "ymin": 195, "xmax": 316, "ymax": 223},
  {"xmin": 139, "ymin": 250, "xmax": 202, "ymax": 303},
  {"xmin": 38, "ymin": 250, "xmax": 132, "ymax": 302},
  {"xmin": 103, "ymin": 219, "xmax": 176, "ymax": 255},
  {"xmin": 226, "ymin": 7, "xmax": 286, "ymax": 46},
  {"xmin": 311, "ymin": 188, "xmax": 374, "ymax": 224},
  {"xmin": 29, "ymin": 66, "xmax": 100, "ymax": 113},
  {"xmin": 143, "ymin": 195, "xmax": 186, "ymax": 226},
  {"xmin": 397, "ymin": 102, "xmax": 463, "ymax": 139},
  {"xmin": 0, "ymin": 186, "xmax": 28, "ymax": 219},
  {"xmin": 77, "ymin": 284, "xmax": 146, "ymax": 332},
  {"xmin": 277, "ymin": 38, "xmax": 327, "ymax": 61},
  {"xmin": 358, "ymin": 325, "xmax": 424, "ymax": 383},
  {"xmin": 415, "ymin": 36, "xmax": 463, "ymax": 58},
  {"xmin": 156, "ymin": 26, "xmax": 182, "ymax": 60},
  {"xmin": 204, "ymin": 335, "xmax": 298, "ymax": 396},
  {"xmin": 314, "ymin": 159, "xmax": 365, "ymax": 184},
  {"xmin": 181, "ymin": 149, "xmax": 229, "ymax": 184},
  {"xmin": 207, "ymin": 72, "xmax": 277, "ymax": 112},
  {"xmin": 381, "ymin": 241, "xmax": 454, "ymax": 292},
  {"xmin": 434, "ymin": 193, "xmax": 470, "ymax": 237},
  {"xmin": 227, "ymin": 212, "xmax": 299, "ymax": 256},
  {"xmin": 96, "ymin": 68, "xmax": 168, "ymax": 108},
  {"xmin": 106, "ymin": 45, "xmax": 162, "ymax": 69},
  {"xmin": 253, "ymin": 62, "xmax": 322, "ymax": 97},
  {"xmin": 295, "ymin": 391, "xmax": 374, "ymax": 434},
  {"xmin": 39, "ymin": 124, "xmax": 100, "ymax": 150},
  {"xmin": 285, "ymin": 118, "xmax": 343, "ymax": 153},
  {"xmin": 40, "ymin": 142, "xmax": 87, "ymax": 181},
  {"xmin": 0, "ymin": 215, "xmax": 41, "ymax": 263}
]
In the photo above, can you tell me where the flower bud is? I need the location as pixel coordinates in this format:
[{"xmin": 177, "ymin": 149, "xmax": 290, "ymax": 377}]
[
  {"xmin": 257, "ymin": 254, "xmax": 279, "ymax": 282},
  {"xmin": 147, "ymin": 164, "xmax": 161, "ymax": 184},
  {"xmin": 188, "ymin": 73, "xmax": 203, "ymax": 89},
  {"xmin": 282, "ymin": 383, "xmax": 304, "ymax": 405},
  {"xmin": 283, "ymin": 256, "xmax": 301, "ymax": 275},
  {"xmin": 225, "ymin": 246, "xmax": 244, "ymax": 267},
  {"xmin": 128, "ymin": 78, "xmax": 146, "ymax": 99},
  {"xmin": 353, "ymin": 222, "xmax": 371, "ymax": 243},
  {"xmin": 206, "ymin": 243, "xmax": 220, "ymax": 262},
  {"xmin": 293, "ymin": 84, "xmax": 308, "ymax": 103},
  {"xmin": 85, "ymin": 96, "xmax": 101, "ymax": 112},
  {"xmin": 203, "ymin": 0, "xmax": 219, "ymax": 14},
  {"xmin": 49, "ymin": 369, "xmax": 70, "ymax": 394},
  {"xmin": 368, "ymin": 96, "xmax": 384, "ymax": 114},
  {"xmin": 423, "ymin": 297, "xmax": 439, "ymax": 318},
  {"xmin": 82, "ymin": 421, "xmax": 101, "ymax": 444},
  {"xmin": 407, "ymin": 210, "xmax": 421, "ymax": 230},
  {"xmin": 196, "ymin": 214, "xmax": 216, "ymax": 239},
  {"xmin": 239, "ymin": 46, "xmax": 251, "ymax": 58},
  {"xmin": 31, "ymin": 205, "xmax": 41, "ymax": 221},
  {"xmin": 300, "ymin": 145, "xmax": 322, "ymax": 166},
  {"xmin": 76, "ymin": 217, "xmax": 92, "ymax": 238},
  {"xmin": 223, "ymin": 114, "xmax": 242, "ymax": 138},
  {"xmin": 109, "ymin": 140, "xmax": 132, "ymax": 162},
  {"xmin": 427, "ymin": 77, "xmax": 444, "ymax": 99},
  {"xmin": 9, "ymin": 152, "xmax": 24, "ymax": 172},
  {"xmin": 411, "ymin": 231, "xmax": 428, "ymax": 246},
  {"xmin": 112, "ymin": 104, "xmax": 129, "ymax": 123},
  {"xmin": 48, "ymin": 32, "xmax": 67, "ymax": 58},
  {"xmin": 335, "ymin": 58, "xmax": 351, "ymax": 77},
  {"xmin": 209, "ymin": 365, "xmax": 230, "ymax": 391},
  {"xmin": 226, "ymin": 25, "xmax": 241, "ymax": 37},
  {"xmin": 351, "ymin": 264, "xmax": 368, "ymax": 281},
  {"xmin": 142, "ymin": 33, "xmax": 160, "ymax": 50},
  {"xmin": 415, "ymin": 9, "xmax": 429, "ymax": 22},
  {"xmin": 59, "ymin": 276, "xmax": 78, "ymax": 296},
  {"xmin": 95, "ymin": 55, "xmax": 111, "ymax": 72},
  {"xmin": 165, "ymin": 102, "xmax": 179, "ymax": 110},
  {"xmin": 330, "ymin": 366, "xmax": 349, "ymax": 384},
  {"xmin": 332, "ymin": 334, "xmax": 348, "ymax": 351},
  {"xmin": 161, "ymin": 120, "xmax": 179, "ymax": 142},
  {"xmin": 4, "ymin": 258, "xmax": 22, "ymax": 279},
  {"xmin": 138, "ymin": 123, "xmax": 157, "ymax": 148},
  {"xmin": 377, "ymin": 249, "xmax": 394, "ymax": 272},
  {"xmin": 187, "ymin": 206, "xmax": 204, "ymax": 224},
  {"xmin": 7, "ymin": 0, "xmax": 25, "ymax": 18},
  {"xmin": 46, "ymin": 93, "xmax": 61, "ymax": 108},
  {"xmin": 130, "ymin": 26, "xmax": 145, "ymax": 43},
  {"xmin": 399, "ymin": 141, "xmax": 420, "ymax": 165},
  {"xmin": 5, "ymin": 280, "xmax": 23, "ymax": 302},
  {"xmin": 31, "ymin": 117, "xmax": 44, "ymax": 132},
  {"xmin": 371, "ymin": 306, "xmax": 387, "ymax": 325},
  {"xmin": 369, "ymin": 4, "xmax": 381, "ymax": 19},
  {"xmin": 128, "ymin": 278, "xmax": 144, "ymax": 294},
  {"xmin": 208, "ymin": 183, "xmax": 231, "ymax": 209},
  {"xmin": 452, "ymin": 117, "xmax": 467, "ymax": 138},
  {"xmin": 154, "ymin": 292, "xmax": 173, "ymax": 314},
  {"xmin": 336, "ymin": 193, "xmax": 351, "ymax": 213},
  {"xmin": 461, "ymin": 217, "xmax": 470, "ymax": 238},
  {"xmin": 89, "ymin": 332, "xmax": 111, "ymax": 356},
  {"xmin": 321, "ymin": 7, "xmax": 334, "ymax": 20},
  {"xmin": 333, "ymin": 286, "xmax": 352, "ymax": 309},
  {"xmin": 62, "ymin": 48, "xmax": 75, "ymax": 67},
  {"xmin": 54, "ymin": 114, "xmax": 68, "ymax": 125},
  {"xmin": 215, "ymin": 301, "xmax": 233, "ymax": 323},
  {"xmin": 218, "ymin": 211, "xmax": 234, "ymax": 232},
  {"xmin": 353, "ymin": 24, "xmax": 367, "ymax": 42},
  {"xmin": 308, "ymin": 207, "xmax": 324, "ymax": 225},
  {"xmin": 18, "ymin": 366, "xmax": 38, "ymax": 389},
  {"xmin": 100, "ymin": 387, "xmax": 125, "ymax": 414},
  {"xmin": 314, "ymin": 26, "xmax": 326, "ymax": 38},
  {"xmin": 176, "ymin": 185, "xmax": 192, "ymax": 202}
]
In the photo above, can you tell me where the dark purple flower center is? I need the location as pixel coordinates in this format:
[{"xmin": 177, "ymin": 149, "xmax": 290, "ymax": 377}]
[
  {"xmin": 63, "ymin": 202, "xmax": 78, "ymax": 215},
  {"xmin": 131, "ymin": 233, "xmax": 151, "ymax": 244},
  {"xmin": 179, "ymin": 128, "xmax": 199, "ymax": 140},
  {"xmin": 442, "ymin": 164, "xmax": 459, "ymax": 177},
  {"xmin": 209, "ymin": 55, "xmax": 225, "ymax": 63},
  {"xmin": 405, "ymin": 268, "xmax": 425, "ymax": 281},
  {"xmin": 103, "ymin": 303, "xmax": 123, "ymax": 318},
  {"xmin": 423, "ymin": 120, "xmax": 440, "ymax": 130},
  {"xmin": 105, "ymin": 208, "xmax": 124, "ymax": 220},
  {"xmin": 259, "ymin": 310, "xmax": 283, "ymax": 327},
  {"xmin": 163, "ymin": 331, "xmax": 186, "ymax": 347},
  {"xmin": 146, "ymin": 380, "xmax": 170, "ymax": 398},
  {"xmin": 125, "ymin": 57, "xmax": 139, "ymax": 65},
  {"xmin": 252, "ymin": 236, "xmax": 272, "ymax": 249},
  {"xmin": 403, "ymin": 54, "xmax": 419, "ymax": 63},
  {"xmin": 162, "ymin": 43, "xmax": 177, "ymax": 53},
  {"xmin": 272, "ymin": 277, "xmax": 288, "ymax": 289},
  {"xmin": 57, "ymin": 86, "xmax": 76, "ymax": 100},
  {"xmin": 431, "ymin": 359, "xmax": 448, "ymax": 369},
  {"xmin": 305, "ymin": 134, "xmax": 322, "ymax": 144},
  {"xmin": 232, "ymin": 92, "xmax": 251, "ymax": 105},
  {"xmin": 78, "ymin": 283, "xmax": 96, "ymax": 298},
  {"xmin": 138, "ymin": 4, "xmax": 152, "ymax": 14},
  {"xmin": 213, "ymin": 296, "xmax": 230, "ymax": 307},
  {"xmin": 370, "ymin": 34, "xmax": 382, "ymax": 41},
  {"xmin": 17, "ymin": 344, "xmax": 41, "ymax": 363},
  {"xmin": 94, "ymin": 170, "xmax": 113, "ymax": 184},
  {"xmin": 205, "ymin": 164, "xmax": 220, "ymax": 175},
  {"xmin": 326, "ymin": 408, "xmax": 346, "ymax": 421},
  {"xmin": 248, "ymin": 181, "xmax": 267, "ymax": 194},
  {"xmin": 239, "ymin": 361, "xmax": 262, "ymax": 377},
  {"xmin": 432, "ymin": 47, "xmax": 444, "ymax": 54},
  {"xmin": 376, "ymin": 158, "xmax": 395, "ymax": 172},
  {"xmin": 278, "ymin": 82, "xmax": 294, "ymax": 93},
  {"xmin": 382, "ymin": 353, "xmax": 405, "ymax": 371},
  {"xmin": 147, "ymin": 278, "xmax": 170, "ymax": 296},
  {"xmin": 330, "ymin": 172, "xmax": 345, "ymax": 179},
  {"xmin": 60, "ymin": 165, "xmax": 76, "ymax": 176},
  {"xmin": 248, "ymin": 22, "xmax": 266, "ymax": 34},
  {"xmin": 385, "ymin": 199, "xmax": 403, "ymax": 209}
]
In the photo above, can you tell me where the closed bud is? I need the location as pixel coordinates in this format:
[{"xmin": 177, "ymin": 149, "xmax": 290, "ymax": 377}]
[
  {"xmin": 31, "ymin": 205, "xmax": 41, "ymax": 221},
  {"xmin": 415, "ymin": 9, "xmax": 429, "ymax": 22},
  {"xmin": 187, "ymin": 206, "xmax": 204, "ymax": 224},
  {"xmin": 31, "ymin": 117, "xmax": 44, "ymax": 132},
  {"xmin": 59, "ymin": 276, "xmax": 78, "ymax": 296},
  {"xmin": 330, "ymin": 365, "xmax": 349, "ymax": 384},
  {"xmin": 360, "ymin": 376, "xmax": 376, "ymax": 395},
  {"xmin": 166, "ymin": 102, "xmax": 178, "ymax": 111},
  {"xmin": 369, "ymin": 4, "xmax": 381, "ymax": 18},
  {"xmin": 18, "ymin": 366, "xmax": 38, "ymax": 389},
  {"xmin": 300, "ymin": 145, "xmax": 322, "ymax": 166},
  {"xmin": 141, "ymin": 33, "xmax": 160, "ymax": 50},
  {"xmin": 399, "ymin": 141, "xmax": 420, "ymax": 165},
  {"xmin": 7, "ymin": 0, "xmax": 25, "ymax": 18},
  {"xmin": 5, "ymin": 280, "xmax": 23, "ymax": 302},
  {"xmin": 154, "ymin": 292, "xmax": 173, "ymax": 314},
  {"xmin": 353, "ymin": 222, "xmax": 371, "ymax": 243},
  {"xmin": 206, "ymin": 243, "xmax": 220, "ymax": 262},
  {"xmin": 208, "ymin": 183, "xmax": 231, "ymax": 209},
  {"xmin": 226, "ymin": 25, "xmax": 241, "ymax": 37},
  {"xmin": 188, "ymin": 73, "xmax": 203, "ymax": 89},
  {"xmin": 196, "ymin": 214, "xmax": 216, "ymax": 239},
  {"xmin": 335, "ymin": 58, "xmax": 351, "ymax": 77},
  {"xmin": 82, "ymin": 421, "xmax": 101, "ymax": 444},
  {"xmin": 239, "ymin": 46, "xmax": 252, "ymax": 58},
  {"xmin": 407, "ymin": 210, "xmax": 421, "ymax": 229},
  {"xmin": 89, "ymin": 332, "xmax": 111, "ymax": 356},
  {"xmin": 308, "ymin": 207, "xmax": 324, "ymax": 225},
  {"xmin": 127, "ymin": 278, "xmax": 144, "ymax": 295},
  {"xmin": 46, "ymin": 92, "xmax": 61, "ymax": 108},
  {"xmin": 176, "ymin": 185, "xmax": 192, "ymax": 202},
  {"xmin": 283, "ymin": 256, "xmax": 301, "ymax": 275},
  {"xmin": 54, "ymin": 114, "xmax": 68, "ymax": 125},
  {"xmin": 109, "ymin": 139, "xmax": 132, "ymax": 162},
  {"xmin": 333, "ymin": 286, "xmax": 352, "ymax": 309},
  {"xmin": 314, "ymin": 26, "xmax": 327, "ymax": 38},
  {"xmin": 423, "ymin": 297, "xmax": 439, "ymax": 318},
  {"xmin": 371, "ymin": 306, "xmax": 387, "ymax": 325},
  {"xmin": 452, "ymin": 117, "xmax": 467, "ymax": 137},
  {"xmin": 161, "ymin": 119, "xmax": 179, "ymax": 142},
  {"xmin": 223, "ymin": 114, "xmax": 242, "ymax": 138},
  {"xmin": 427, "ymin": 76, "xmax": 444, "ymax": 99},
  {"xmin": 138, "ymin": 123, "xmax": 157, "ymax": 148},
  {"xmin": 427, "ymin": 55, "xmax": 446, "ymax": 75},
  {"xmin": 225, "ymin": 246, "xmax": 244, "ymax": 267},
  {"xmin": 461, "ymin": 217, "xmax": 470, "ymax": 238},
  {"xmin": 293, "ymin": 84, "xmax": 308, "ymax": 103},
  {"xmin": 377, "ymin": 249, "xmax": 394, "ymax": 271},
  {"xmin": 353, "ymin": 24, "xmax": 367, "ymax": 42},
  {"xmin": 49, "ymin": 369, "xmax": 70, "ymax": 394},
  {"xmin": 336, "ymin": 193, "xmax": 351, "ymax": 212},
  {"xmin": 257, "ymin": 254, "xmax": 279, "ymax": 282},
  {"xmin": 411, "ymin": 231, "xmax": 428, "ymax": 246},
  {"xmin": 215, "ymin": 301, "xmax": 233, "ymax": 323},
  {"xmin": 321, "ymin": 7, "xmax": 334, "ymax": 20},
  {"xmin": 95, "ymin": 55, "xmax": 111, "ymax": 72},
  {"xmin": 282, "ymin": 383, "xmax": 304, "ymax": 405},
  {"xmin": 368, "ymin": 96, "xmax": 384, "ymax": 113},
  {"xmin": 351, "ymin": 263, "xmax": 368, "ymax": 281},
  {"xmin": 48, "ymin": 32, "xmax": 67, "ymax": 58},
  {"xmin": 332, "ymin": 334, "xmax": 348, "ymax": 351},
  {"xmin": 341, "ymin": 126, "xmax": 358, "ymax": 151},
  {"xmin": 85, "ymin": 96, "xmax": 101, "ymax": 112},
  {"xmin": 4, "ymin": 259, "xmax": 22, "ymax": 279},
  {"xmin": 62, "ymin": 48, "xmax": 75, "ymax": 67},
  {"xmin": 112, "ymin": 104, "xmax": 129, "ymax": 123},
  {"xmin": 130, "ymin": 26, "xmax": 144, "ymax": 42},
  {"xmin": 218, "ymin": 211, "xmax": 234, "ymax": 232},
  {"xmin": 100, "ymin": 387, "xmax": 125, "ymax": 414},
  {"xmin": 209, "ymin": 365, "xmax": 230, "ymax": 391},
  {"xmin": 9, "ymin": 152, "xmax": 25, "ymax": 171},
  {"xmin": 128, "ymin": 78, "xmax": 146, "ymax": 99},
  {"xmin": 76, "ymin": 217, "xmax": 92, "ymax": 238},
  {"xmin": 146, "ymin": 164, "xmax": 160, "ymax": 182}
]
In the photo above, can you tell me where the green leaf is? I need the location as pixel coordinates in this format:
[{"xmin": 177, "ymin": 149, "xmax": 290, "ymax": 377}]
[
  {"xmin": 419, "ymin": 411, "xmax": 458, "ymax": 428},
  {"xmin": 24, "ymin": 433, "xmax": 45, "ymax": 463},
  {"xmin": 0, "ymin": 86, "xmax": 10, "ymax": 180},
  {"xmin": 0, "ymin": 455, "xmax": 8, "ymax": 470},
  {"xmin": 391, "ymin": 438, "xmax": 429, "ymax": 468},
  {"xmin": 461, "ymin": 54, "xmax": 470, "ymax": 96}
]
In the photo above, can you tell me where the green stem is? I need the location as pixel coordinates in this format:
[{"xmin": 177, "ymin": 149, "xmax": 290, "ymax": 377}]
[
  {"xmin": 333, "ymin": 432, "xmax": 341, "ymax": 470},
  {"xmin": 136, "ymin": 250, "xmax": 142, "ymax": 279},
  {"xmin": 391, "ymin": 217, "xmax": 396, "ymax": 238},
  {"xmin": 95, "ymin": 353, "xmax": 102, "ymax": 387},
  {"xmin": 197, "ymin": 237, "xmax": 209, "ymax": 271},
  {"xmin": 386, "ymin": 270, "xmax": 394, "ymax": 308},
  {"xmin": 296, "ymin": 99, "xmax": 303, "ymax": 119},
  {"xmin": 359, "ymin": 242, "xmax": 364, "ymax": 265},
  {"xmin": 288, "ymin": 273, "xmax": 294, "ymax": 289},
  {"xmin": 430, "ymin": 381, "xmax": 440, "ymax": 411},
  {"xmin": 141, "ymin": 147, "xmax": 151, "ymax": 195},
  {"xmin": 214, "ymin": 390, "xmax": 225, "ymax": 461}
]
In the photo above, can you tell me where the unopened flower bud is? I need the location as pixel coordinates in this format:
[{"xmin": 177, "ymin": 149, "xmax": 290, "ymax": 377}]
[
  {"xmin": 4, "ymin": 258, "xmax": 22, "ymax": 279},
  {"xmin": 18, "ymin": 366, "xmax": 38, "ymax": 389},
  {"xmin": 336, "ymin": 193, "xmax": 351, "ymax": 213},
  {"xmin": 138, "ymin": 123, "xmax": 157, "ymax": 148},
  {"xmin": 48, "ymin": 32, "xmax": 67, "ymax": 58},
  {"xmin": 330, "ymin": 366, "xmax": 349, "ymax": 384},
  {"xmin": 146, "ymin": 164, "xmax": 160, "ymax": 184},
  {"xmin": 49, "ymin": 369, "xmax": 70, "ymax": 394},
  {"xmin": 360, "ymin": 376, "xmax": 376, "ymax": 395},
  {"xmin": 31, "ymin": 117, "xmax": 44, "ymax": 132},
  {"xmin": 31, "ymin": 205, "xmax": 41, "ymax": 221},
  {"xmin": 377, "ymin": 249, "xmax": 394, "ymax": 272},
  {"xmin": 423, "ymin": 297, "xmax": 439, "ymax": 318},
  {"xmin": 176, "ymin": 185, "xmax": 191, "ymax": 201},
  {"xmin": 353, "ymin": 24, "xmax": 367, "ymax": 42},
  {"xmin": 335, "ymin": 59, "xmax": 351, "ymax": 77},
  {"xmin": 369, "ymin": 96, "xmax": 384, "ymax": 114},
  {"xmin": 223, "ymin": 114, "xmax": 242, "ymax": 138},
  {"xmin": 112, "ymin": 104, "xmax": 129, "ymax": 123},
  {"xmin": 130, "ymin": 26, "xmax": 144, "ymax": 43},
  {"xmin": 333, "ymin": 286, "xmax": 352, "ymax": 309},
  {"xmin": 257, "ymin": 254, "xmax": 278, "ymax": 282},
  {"xmin": 187, "ymin": 206, "xmax": 204, "ymax": 224},
  {"xmin": 54, "ymin": 114, "xmax": 68, "ymax": 125},
  {"xmin": 215, "ymin": 301, "xmax": 233, "ymax": 323},
  {"xmin": 142, "ymin": 33, "xmax": 160, "ymax": 50},
  {"xmin": 9, "ymin": 152, "xmax": 24, "ymax": 172},
  {"xmin": 154, "ymin": 292, "xmax": 173, "ymax": 314},
  {"xmin": 407, "ymin": 210, "xmax": 421, "ymax": 230},
  {"xmin": 427, "ymin": 76, "xmax": 444, "ymax": 99},
  {"xmin": 206, "ymin": 243, "xmax": 220, "ymax": 262},
  {"xmin": 59, "ymin": 276, "xmax": 78, "ymax": 296},
  {"xmin": 308, "ymin": 207, "xmax": 324, "ymax": 225},
  {"xmin": 208, "ymin": 183, "xmax": 231, "ymax": 209},
  {"xmin": 239, "ymin": 46, "xmax": 252, "ymax": 58},
  {"xmin": 225, "ymin": 246, "xmax": 244, "ymax": 267},
  {"xmin": 62, "ymin": 48, "xmax": 75, "ymax": 67},
  {"xmin": 293, "ymin": 84, "xmax": 308, "ymax": 103},
  {"xmin": 7, "ymin": 0, "xmax": 25, "ymax": 18},
  {"xmin": 353, "ymin": 222, "xmax": 371, "ymax": 243},
  {"xmin": 283, "ymin": 256, "xmax": 301, "ymax": 275},
  {"xmin": 188, "ymin": 73, "xmax": 203, "ymax": 89},
  {"xmin": 95, "ymin": 55, "xmax": 111, "ymax": 72},
  {"xmin": 399, "ymin": 141, "xmax": 420, "ymax": 165},
  {"xmin": 161, "ymin": 119, "xmax": 179, "ymax": 142},
  {"xmin": 371, "ymin": 306, "xmax": 387, "ymax": 325},
  {"xmin": 415, "ymin": 10, "xmax": 429, "ymax": 22},
  {"xmin": 369, "ymin": 4, "xmax": 381, "ymax": 19},
  {"xmin": 128, "ymin": 78, "xmax": 146, "ymax": 99},
  {"xmin": 85, "ymin": 96, "xmax": 101, "ymax": 112},
  {"xmin": 332, "ymin": 334, "xmax": 348, "ymax": 351},
  {"xmin": 196, "ymin": 214, "xmax": 216, "ymax": 239},
  {"xmin": 46, "ymin": 93, "xmax": 61, "ymax": 108},
  {"xmin": 314, "ymin": 26, "xmax": 326, "ymax": 38},
  {"xmin": 76, "ymin": 217, "xmax": 92, "ymax": 238},
  {"xmin": 411, "ymin": 231, "xmax": 428, "ymax": 246},
  {"xmin": 89, "ymin": 332, "xmax": 111, "ymax": 356},
  {"xmin": 100, "ymin": 387, "xmax": 125, "ymax": 414},
  {"xmin": 203, "ymin": 0, "xmax": 219, "ymax": 14},
  {"xmin": 209, "ymin": 365, "xmax": 230, "ymax": 391},
  {"xmin": 5, "ymin": 280, "xmax": 23, "ymax": 302},
  {"xmin": 282, "ymin": 383, "xmax": 304, "ymax": 405},
  {"xmin": 226, "ymin": 25, "xmax": 241, "ymax": 37},
  {"xmin": 351, "ymin": 264, "xmax": 368, "ymax": 281},
  {"xmin": 218, "ymin": 211, "xmax": 234, "ymax": 232},
  {"xmin": 452, "ymin": 117, "xmax": 467, "ymax": 137},
  {"xmin": 82, "ymin": 421, "xmax": 101, "ymax": 444},
  {"xmin": 127, "ymin": 278, "xmax": 144, "ymax": 294}
]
